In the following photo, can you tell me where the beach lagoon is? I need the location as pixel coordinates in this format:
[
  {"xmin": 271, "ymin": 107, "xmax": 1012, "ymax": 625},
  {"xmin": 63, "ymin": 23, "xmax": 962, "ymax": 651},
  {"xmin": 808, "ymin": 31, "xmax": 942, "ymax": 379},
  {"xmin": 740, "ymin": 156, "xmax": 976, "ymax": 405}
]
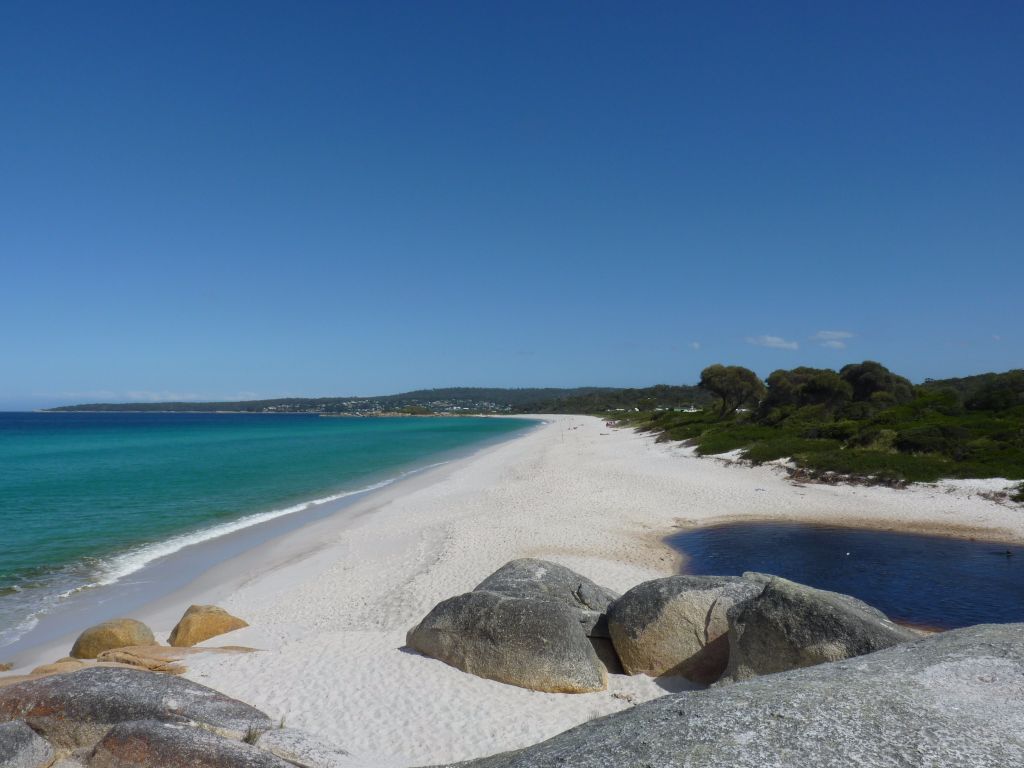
[{"xmin": 668, "ymin": 521, "xmax": 1024, "ymax": 629}]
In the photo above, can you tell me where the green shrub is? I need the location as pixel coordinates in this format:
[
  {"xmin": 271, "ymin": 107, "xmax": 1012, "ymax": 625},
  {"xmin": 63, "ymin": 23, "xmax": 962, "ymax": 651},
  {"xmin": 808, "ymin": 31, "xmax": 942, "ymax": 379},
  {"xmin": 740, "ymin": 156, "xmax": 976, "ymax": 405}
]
[
  {"xmin": 895, "ymin": 425, "xmax": 968, "ymax": 455},
  {"xmin": 743, "ymin": 437, "xmax": 841, "ymax": 464},
  {"xmin": 627, "ymin": 363, "xmax": 1023, "ymax": 485},
  {"xmin": 815, "ymin": 420, "xmax": 860, "ymax": 441},
  {"xmin": 1012, "ymin": 483, "xmax": 1024, "ymax": 503}
]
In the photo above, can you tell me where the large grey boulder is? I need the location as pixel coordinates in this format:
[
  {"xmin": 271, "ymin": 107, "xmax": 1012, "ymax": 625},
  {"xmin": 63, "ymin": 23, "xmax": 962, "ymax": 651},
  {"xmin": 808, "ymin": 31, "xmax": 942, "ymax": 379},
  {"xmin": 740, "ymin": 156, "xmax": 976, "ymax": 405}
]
[
  {"xmin": 721, "ymin": 572, "xmax": 919, "ymax": 682},
  {"xmin": 407, "ymin": 591, "xmax": 606, "ymax": 693},
  {"xmin": 454, "ymin": 623, "xmax": 1024, "ymax": 767},
  {"xmin": 0, "ymin": 667, "xmax": 272, "ymax": 750},
  {"xmin": 254, "ymin": 727, "xmax": 404, "ymax": 767},
  {"xmin": 607, "ymin": 575, "xmax": 760, "ymax": 683},
  {"xmin": 0, "ymin": 720, "xmax": 54, "ymax": 768},
  {"xmin": 475, "ymin": 559, "xmax": 619, "ymax": 637},
  {"xmin": 89, "ymin": 720, "xmax": 291, "ymax": 768}
]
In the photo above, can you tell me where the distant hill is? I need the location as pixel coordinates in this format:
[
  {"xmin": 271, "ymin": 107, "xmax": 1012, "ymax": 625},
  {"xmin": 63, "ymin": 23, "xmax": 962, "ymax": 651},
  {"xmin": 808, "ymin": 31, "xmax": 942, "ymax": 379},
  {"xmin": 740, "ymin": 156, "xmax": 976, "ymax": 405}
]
[
  {"xmin": 47, "ymin": 387, "xmax": 641, "ymax": 415},
  {"xmin": 47, "ymin": 384, "xmax": 715, "ymax": 415},
  {"xmin": 52, "ymin": 371, "xmax": 1018, "ymax": 417}
]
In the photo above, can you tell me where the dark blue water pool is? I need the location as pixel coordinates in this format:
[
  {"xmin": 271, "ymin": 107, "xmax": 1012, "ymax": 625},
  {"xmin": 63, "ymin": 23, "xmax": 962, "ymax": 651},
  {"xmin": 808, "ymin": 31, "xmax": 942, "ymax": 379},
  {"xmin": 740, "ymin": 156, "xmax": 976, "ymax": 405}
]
[{"xmin": 667, "ymin": 522, "xmax": 1024, "ymax": 629}]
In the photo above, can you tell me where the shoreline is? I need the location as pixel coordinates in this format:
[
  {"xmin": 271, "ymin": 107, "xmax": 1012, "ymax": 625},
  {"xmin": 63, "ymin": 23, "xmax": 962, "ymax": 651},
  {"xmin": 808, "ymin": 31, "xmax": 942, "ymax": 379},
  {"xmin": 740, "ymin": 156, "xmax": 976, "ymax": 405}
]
[
  {"xmin": 5, "ymin": 414, "xmax": 1021, "ymax": 764},
  {"xmin": 132, "ymin": 417, "xmax": 1024, "ymax": 763},
  {"xmin": 658, "ymin": 446, "xmax": 1024, "ymax": 546},
  {"xmin": 1, "ymin": 419, "xmax": 542, "ymax": 672}
]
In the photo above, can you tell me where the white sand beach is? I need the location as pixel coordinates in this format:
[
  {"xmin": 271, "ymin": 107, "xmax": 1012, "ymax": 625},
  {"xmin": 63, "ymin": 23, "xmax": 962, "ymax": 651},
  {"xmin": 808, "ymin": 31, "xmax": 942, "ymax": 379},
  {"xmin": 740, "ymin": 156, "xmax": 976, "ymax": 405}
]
[{"xmin": 92, "ymin": 414, "xmax": 1019, "ymax": 767}]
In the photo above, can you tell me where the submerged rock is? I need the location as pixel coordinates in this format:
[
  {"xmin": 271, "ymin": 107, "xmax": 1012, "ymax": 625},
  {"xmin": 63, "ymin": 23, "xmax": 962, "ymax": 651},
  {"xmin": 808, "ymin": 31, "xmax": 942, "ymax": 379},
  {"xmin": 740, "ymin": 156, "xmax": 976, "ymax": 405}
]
[
  {"xmin": 89, "ymin": 720, "xmax": 290, "ymax": 768},
  {"xmin": 0, "ymin": 720, "xmax": 55, "ymax": 768},
  {"xmin": 455, "ymin": 623, "xmax": 1024, "ymax": 767},
  {"xmin": 721, "ymin": 572, "xmax": 919, "ymax": 682},
  {"xmin": 407, "ymin": 590, "xmax": 606, "ymax": 693},
  {"xmin": 69, "ymin": 619, "xmax": 155, "ymax": 660},
  {"xmin": 169, "ymin": 605, "xmax": 249, "ymax": 647},
  {"xmin": 607, "ymin": 575, "xmax": 760, "ymax": 683},
  {"xmin": 0, "ymin": 666, "xmax": 272, "ymax": 750}
]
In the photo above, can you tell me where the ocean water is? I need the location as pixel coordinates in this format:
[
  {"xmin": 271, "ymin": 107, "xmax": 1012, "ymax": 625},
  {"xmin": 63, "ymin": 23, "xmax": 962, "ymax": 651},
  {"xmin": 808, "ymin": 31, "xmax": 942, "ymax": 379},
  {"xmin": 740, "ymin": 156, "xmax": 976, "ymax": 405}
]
[
  {"xmin": 0, "ymin": 412, "xmax": 534, "ymax": 649},
  {"xmin": 668, "ymin": 521, "xmax": 1024, "ymax": 629}
]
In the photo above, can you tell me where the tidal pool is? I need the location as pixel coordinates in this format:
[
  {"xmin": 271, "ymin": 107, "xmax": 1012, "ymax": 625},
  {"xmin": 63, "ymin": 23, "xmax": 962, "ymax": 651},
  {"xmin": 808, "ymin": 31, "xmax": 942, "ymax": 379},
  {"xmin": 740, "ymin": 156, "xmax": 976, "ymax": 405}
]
[{"xmin": 667, "ymin": 522, "xmax": 1024, "ymax": 629}]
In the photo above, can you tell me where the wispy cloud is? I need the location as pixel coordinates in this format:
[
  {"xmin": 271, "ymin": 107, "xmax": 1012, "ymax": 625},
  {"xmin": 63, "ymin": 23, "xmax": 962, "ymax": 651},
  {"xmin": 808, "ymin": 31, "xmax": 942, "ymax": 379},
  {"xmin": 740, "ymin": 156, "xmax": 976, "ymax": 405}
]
[
  {"xmin": 811, "ymin": 330, "xmax": 855, "ymax": 349},
  {"xmin": 690, "ymin": 341, "xmax": 701, "ymax": 350},
  {"xmin": 746, "ymin": 335, "xmax": 799, "ymax": 350}
]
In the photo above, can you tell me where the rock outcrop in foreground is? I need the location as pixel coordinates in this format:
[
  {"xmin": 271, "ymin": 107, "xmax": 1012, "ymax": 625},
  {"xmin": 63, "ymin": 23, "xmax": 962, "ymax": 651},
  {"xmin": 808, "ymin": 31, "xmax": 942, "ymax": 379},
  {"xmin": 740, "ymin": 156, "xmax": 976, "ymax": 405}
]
[
  {"xmin": 89, "ymin": 720, "xmax": 290, "ymax": 768},
  {"xmin": 0, "ymin": 719, "xmax": 55, "ymax": 768},
  {"xmin": 411, "ymin": 561, "xmax": 921, "ymax": 693},
  {"xmin": 0, "ymin": 666, "xmax": 378, "ymax": 767},
  {"xmin": 407, "ymin": 591, "xmax": 607, "ymax": 693},
  {"xmin": 607, "ymin": 575, "xmax": 760, "ymax": 683},
  {"xmin": 0, "ymin": 666, "xmax": 272, "ymax": 750},
  {"xmin": 454, "ymin": 623, "xmax": 1024, "ymax": 767},
  {"xmin": 407, "ymin": 559, "xmax": 616, "ymax": 693},
  {"xmin": 474, "ymin": 558, "xmax": 619, "ymax": 636},
  {"xmin": 721, "ymin": 572, "xmax": 921, "ymax": 683}
]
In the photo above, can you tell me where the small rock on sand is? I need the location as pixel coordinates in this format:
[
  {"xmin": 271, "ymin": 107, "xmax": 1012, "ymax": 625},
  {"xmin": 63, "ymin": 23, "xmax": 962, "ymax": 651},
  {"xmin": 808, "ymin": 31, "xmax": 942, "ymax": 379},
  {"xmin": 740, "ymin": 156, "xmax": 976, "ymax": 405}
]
[
  {"xmin": 69, "ymin": 619, "xmax": 156, "ymax": 660},
  {"xmin": 169, "ymin": 605, "xmax": 249, "ymax": 647}
]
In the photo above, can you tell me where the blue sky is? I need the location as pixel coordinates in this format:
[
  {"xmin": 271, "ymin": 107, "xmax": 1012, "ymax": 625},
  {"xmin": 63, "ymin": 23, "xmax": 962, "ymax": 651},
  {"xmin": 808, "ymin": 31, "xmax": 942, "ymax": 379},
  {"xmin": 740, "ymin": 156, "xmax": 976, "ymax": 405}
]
[{"xmin": 1, "ymin": 2, "xmax": 1021, "ymax": 408}]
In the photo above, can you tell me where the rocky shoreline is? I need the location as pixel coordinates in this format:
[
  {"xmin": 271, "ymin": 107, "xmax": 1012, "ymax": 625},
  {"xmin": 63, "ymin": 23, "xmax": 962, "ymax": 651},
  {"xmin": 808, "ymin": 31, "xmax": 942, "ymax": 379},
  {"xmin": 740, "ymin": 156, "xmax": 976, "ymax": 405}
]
[{"xmin": 3, "ymin": 561, "xmax": 1022, "ymax": 767}]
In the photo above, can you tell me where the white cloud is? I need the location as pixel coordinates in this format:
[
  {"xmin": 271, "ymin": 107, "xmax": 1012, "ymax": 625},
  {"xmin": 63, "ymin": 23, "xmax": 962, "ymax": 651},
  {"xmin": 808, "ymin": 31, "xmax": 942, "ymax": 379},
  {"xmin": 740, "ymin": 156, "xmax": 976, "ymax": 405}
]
[
  {"xmin": 690, "ymin": 341, "xmax": 701, "ymax": 350},
  {"xmin": 811, "ymin": 330, "xmax": 855, "ymax": 349},
  {"xmin": 746, "ymin": 335, "xmax": 799, "ymax": 350}
]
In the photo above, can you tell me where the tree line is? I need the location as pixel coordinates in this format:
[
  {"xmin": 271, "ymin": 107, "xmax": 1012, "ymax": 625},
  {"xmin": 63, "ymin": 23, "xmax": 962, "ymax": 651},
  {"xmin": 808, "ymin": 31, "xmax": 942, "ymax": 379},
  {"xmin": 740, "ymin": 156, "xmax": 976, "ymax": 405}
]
[{"xmin": 627, "ymin": 361, "xmax": 1023, "ymax": 492}]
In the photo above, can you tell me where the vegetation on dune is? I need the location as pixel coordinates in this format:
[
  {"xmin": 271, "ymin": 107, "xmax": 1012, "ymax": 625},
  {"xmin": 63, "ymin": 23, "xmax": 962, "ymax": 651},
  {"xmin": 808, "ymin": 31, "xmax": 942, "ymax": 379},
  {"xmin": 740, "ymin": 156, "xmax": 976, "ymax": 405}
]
[
  {"xmin": 516, "ymin": 384, "xmax": 713, "ymax": 414},
  {"xmin": 699, "ymin": 365, "xmax": 766, "ymax": 418},
  {"xmin": 622, "ymin": 363, "xmax": 1024, "ymax": 488}
]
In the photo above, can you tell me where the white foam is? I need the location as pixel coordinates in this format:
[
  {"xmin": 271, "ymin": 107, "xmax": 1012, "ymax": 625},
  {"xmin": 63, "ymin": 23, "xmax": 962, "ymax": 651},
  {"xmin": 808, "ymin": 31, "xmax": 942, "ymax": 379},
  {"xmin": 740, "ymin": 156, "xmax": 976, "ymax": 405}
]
[
  {"xmin": 0, "ymin": 611, "xmax": 40, "ymax": 648},
  {"xmin": 94, "ymin": 464, "xmax": 446, "ymax": 587},
  {"xmin": 0, "ymin": 461, "xmax": 448, "ymax": 650}
]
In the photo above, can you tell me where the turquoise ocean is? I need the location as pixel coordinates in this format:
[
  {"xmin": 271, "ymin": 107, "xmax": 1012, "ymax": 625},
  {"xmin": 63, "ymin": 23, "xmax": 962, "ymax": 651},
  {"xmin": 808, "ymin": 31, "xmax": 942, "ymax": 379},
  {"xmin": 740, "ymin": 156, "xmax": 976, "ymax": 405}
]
[{"xmin": 0, "ymin": 412, "xmax": 534, "ymax": 650}]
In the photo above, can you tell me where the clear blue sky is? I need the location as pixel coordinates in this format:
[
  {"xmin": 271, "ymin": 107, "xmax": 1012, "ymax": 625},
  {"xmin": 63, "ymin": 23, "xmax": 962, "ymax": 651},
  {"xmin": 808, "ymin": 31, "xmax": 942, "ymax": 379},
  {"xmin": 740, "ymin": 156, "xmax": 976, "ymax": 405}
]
[{"xmin": 2, "ymin": 2, "xmax": 1021, "ymax": 408}]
